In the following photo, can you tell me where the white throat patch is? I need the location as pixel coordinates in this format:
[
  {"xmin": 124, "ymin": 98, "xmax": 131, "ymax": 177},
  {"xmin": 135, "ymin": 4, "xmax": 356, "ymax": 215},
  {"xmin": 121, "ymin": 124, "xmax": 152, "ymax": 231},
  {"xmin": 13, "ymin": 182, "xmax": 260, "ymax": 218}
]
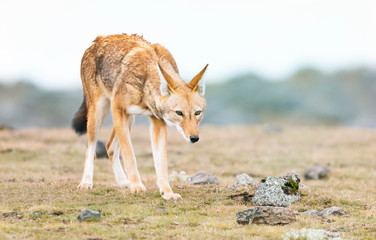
[
  {"xmin": 163, "ymin": 119, "xmax": 191, "ymax": 143},
  {"xmin": 127, "ymin": 105, "xmax": 152, "ymax": 115},
  {"xmin": 176, "ymin": 126, "xmax": 191, "ymax": 143}
]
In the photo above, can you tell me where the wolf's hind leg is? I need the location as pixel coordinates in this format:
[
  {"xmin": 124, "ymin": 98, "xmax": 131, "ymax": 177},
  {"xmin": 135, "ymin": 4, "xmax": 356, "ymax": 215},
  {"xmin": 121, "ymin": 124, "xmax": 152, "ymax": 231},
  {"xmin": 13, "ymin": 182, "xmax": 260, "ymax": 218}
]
[
  {"xmin": 106, "ymin": 128, "xmax": 129, "ymax": 187},
  {"xmin": 78, "ymin": 96, "xmax": 109, "ymax": 189}
]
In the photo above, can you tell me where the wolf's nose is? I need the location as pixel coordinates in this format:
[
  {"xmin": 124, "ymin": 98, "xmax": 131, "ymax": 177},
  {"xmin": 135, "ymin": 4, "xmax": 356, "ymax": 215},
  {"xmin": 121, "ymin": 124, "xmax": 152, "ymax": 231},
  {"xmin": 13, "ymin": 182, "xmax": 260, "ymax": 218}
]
[{"xmin": 190, "ymin": 136, "xmax": 199, "ymax": 143}]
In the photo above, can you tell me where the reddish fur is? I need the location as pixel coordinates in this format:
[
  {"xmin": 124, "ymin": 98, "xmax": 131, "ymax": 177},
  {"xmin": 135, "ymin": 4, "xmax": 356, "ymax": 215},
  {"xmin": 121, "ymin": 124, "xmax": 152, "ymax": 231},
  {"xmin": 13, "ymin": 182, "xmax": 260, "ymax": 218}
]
[{"xmin": 74, "ymin": 34, "xmax": 208, "ymax": 198}]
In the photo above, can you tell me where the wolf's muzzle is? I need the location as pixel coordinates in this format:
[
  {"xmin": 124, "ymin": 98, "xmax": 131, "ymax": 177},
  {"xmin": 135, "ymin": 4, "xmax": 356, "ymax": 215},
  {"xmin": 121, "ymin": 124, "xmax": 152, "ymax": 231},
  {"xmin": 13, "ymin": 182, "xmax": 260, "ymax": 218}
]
[{"xmin": 190, "ymin": 136, "xmax": 199, "ymax": 143}]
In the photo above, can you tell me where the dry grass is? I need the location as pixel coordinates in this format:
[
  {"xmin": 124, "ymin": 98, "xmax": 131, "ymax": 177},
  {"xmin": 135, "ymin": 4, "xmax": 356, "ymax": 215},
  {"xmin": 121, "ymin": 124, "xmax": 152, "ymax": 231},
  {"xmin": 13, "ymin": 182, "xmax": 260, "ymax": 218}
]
[{"xmin": 0, "ymin": 125, "xmax": 375, "ymax": 239}]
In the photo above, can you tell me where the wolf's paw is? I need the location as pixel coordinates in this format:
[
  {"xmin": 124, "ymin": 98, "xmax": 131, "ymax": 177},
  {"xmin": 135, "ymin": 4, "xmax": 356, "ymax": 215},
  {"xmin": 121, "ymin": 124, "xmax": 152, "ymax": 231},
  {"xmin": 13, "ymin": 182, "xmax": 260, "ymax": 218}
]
[
  {"xmin": 162, "ymin": 193, "xmax": 182, "ymax": 201},
  {"xmin": 117, "ymin": 179, "xmax": 130, "ymax": 188},
  {"xmin": 78, "ymin": 182, "xmax": 93, "ymax": 190},
  {"xmin": 130, "ymin": 182, "xmax": 147, "ymax": 194},
  {"xmin": 118, "ymin": 182, "xmax": 129, "ymax": 188}
]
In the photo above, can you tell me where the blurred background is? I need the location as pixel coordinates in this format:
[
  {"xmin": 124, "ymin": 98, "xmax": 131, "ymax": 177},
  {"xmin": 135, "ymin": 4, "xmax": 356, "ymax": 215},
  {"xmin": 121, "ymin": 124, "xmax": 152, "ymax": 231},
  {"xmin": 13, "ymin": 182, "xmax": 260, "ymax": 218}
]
[{"xmin": 1, "ymin": 0, "xmax": 376, "ymax": 129}]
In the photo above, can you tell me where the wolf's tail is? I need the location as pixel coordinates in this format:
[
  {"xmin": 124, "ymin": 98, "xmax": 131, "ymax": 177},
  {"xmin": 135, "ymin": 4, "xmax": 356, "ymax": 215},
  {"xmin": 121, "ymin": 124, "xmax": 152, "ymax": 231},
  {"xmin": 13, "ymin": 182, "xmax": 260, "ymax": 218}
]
[{"xmin": 72, "ymin": 95, "xmax": 88, "ymax": 135}]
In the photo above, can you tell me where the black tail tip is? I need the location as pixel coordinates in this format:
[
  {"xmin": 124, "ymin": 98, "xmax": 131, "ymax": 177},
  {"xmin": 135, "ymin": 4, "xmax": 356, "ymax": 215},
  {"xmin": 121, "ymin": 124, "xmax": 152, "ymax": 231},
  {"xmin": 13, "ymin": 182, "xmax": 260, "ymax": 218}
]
[
  {"xmin": 72, "ymin": 116, "xmax": 87, "ymax": 135},
  {"xmin": 72, "ymin": 96, "xmax": 88, "ymax": 135}
]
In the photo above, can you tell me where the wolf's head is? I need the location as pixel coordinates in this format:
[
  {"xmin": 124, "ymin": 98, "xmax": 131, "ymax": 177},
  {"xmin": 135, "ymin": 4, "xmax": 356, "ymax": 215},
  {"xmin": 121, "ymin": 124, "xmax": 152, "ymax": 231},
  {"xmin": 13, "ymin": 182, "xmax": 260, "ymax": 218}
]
[{"xmin": 157, "ymin": 63, "xmax": 208, "ymax": 143}]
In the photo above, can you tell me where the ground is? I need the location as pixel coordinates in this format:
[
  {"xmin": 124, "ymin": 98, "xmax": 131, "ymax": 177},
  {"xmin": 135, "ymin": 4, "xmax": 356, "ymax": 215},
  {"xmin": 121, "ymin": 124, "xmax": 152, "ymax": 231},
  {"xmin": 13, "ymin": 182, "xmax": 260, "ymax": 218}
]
[{"xmin": 0, "ymin": 125, "xmax": 375, "ymax": 239}]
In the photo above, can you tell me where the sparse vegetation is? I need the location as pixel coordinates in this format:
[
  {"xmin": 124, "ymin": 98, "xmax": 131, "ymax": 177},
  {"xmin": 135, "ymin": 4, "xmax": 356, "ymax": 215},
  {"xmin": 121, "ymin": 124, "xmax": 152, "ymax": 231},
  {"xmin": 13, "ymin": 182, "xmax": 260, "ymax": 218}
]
[{"xmin": 0, "ymin": 126, "xmax": 375, "ymax": 239}]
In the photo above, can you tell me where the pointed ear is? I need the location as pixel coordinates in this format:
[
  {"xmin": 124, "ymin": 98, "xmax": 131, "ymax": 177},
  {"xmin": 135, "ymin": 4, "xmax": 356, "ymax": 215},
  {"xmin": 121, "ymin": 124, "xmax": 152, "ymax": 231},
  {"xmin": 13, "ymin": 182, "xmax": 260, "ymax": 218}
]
[
  {"xmin": 188, "ymin": 64, "xmax": 208, "ymax": 95},
  {"xmin": 158, "ymin": 63, "xmax": 178, "ymax": 95}
]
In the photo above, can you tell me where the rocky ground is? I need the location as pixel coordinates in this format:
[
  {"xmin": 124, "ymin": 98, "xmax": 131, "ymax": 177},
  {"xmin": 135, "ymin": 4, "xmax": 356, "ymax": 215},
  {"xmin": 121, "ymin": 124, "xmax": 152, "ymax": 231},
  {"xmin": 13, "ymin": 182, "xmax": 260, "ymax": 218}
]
[{"xmin": 0, "ymin": 125, "xmax": 375, "ymax": 239}]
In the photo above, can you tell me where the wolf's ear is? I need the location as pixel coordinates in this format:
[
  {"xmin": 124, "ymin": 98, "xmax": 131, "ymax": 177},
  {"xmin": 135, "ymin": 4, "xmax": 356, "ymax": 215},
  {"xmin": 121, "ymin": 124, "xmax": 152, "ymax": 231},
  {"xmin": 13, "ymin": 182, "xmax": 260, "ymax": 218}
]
[
  {"xmin": 188, "ymin": 64, "xmax": 208, "ymax": 96},
  {"xmin": 158, "ymin": 63, "xmax": 178, "ymax": 96}
]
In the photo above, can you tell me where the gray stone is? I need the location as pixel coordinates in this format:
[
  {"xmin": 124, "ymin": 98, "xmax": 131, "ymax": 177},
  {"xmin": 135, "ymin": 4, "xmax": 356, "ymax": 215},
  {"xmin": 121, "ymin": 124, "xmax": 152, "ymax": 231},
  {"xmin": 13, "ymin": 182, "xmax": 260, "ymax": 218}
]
[
  {"xmin": 252, "ymin": 176, "xmax": 301, "ymax": 207},
  {"xmin": 232, "ymin": 173, "xmax": 256, "ymax": 190},
  {"xmin": 237, "ymin": 206, "xmax": 296, "ymax": 225},
  {"xmin": 77, "ymin": 210, "xmax": 101, "ymax": 222},
  {"xmin": 282, "ymin": 228, "xmax": 342, "ymax": 240},
  {"xmin": 187, "ymin": 171, "xmax": 219, "ymax": 185},
  {"xmin": 318, "ymin": 206, "xmax": 346, "ymax": 217},
  {"xmin": 299, "ymin": 207, "xmax": 346, "ymax": 217},
  {"xmin": 96, "ymin": 140, "xmax": 108, "ymax": 158},
  {"xmin": 304, "ymin": 165, "xmax": 331, "ymax": 180}
]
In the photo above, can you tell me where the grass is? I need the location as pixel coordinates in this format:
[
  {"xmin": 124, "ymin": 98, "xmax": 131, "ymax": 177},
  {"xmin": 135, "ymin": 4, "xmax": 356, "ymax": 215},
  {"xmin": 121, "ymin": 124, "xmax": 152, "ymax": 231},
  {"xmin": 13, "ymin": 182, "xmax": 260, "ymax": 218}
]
[{"xmin": 0, "ymin": 125, "xmax": 375, "ymax": 239}]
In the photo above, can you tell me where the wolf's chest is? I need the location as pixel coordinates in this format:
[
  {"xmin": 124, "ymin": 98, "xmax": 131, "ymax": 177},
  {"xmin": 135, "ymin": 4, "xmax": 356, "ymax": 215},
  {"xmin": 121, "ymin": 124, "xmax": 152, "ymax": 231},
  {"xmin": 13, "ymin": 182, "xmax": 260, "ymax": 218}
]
[{"xmin": 126, "ymin": 105, "xmax": 152, "ymax": 115}]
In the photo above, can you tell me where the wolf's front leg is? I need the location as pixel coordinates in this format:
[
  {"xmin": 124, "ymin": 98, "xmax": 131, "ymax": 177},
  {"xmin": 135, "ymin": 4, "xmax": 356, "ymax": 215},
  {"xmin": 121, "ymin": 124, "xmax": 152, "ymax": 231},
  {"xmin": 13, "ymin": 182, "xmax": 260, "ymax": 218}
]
[
  {"xmin": 112, "ymin": 108, "xmax": 146, "ymax": 194},
  {"xmin": 149, "ymin": 116, "xmax": 182, "ymax": 200}
]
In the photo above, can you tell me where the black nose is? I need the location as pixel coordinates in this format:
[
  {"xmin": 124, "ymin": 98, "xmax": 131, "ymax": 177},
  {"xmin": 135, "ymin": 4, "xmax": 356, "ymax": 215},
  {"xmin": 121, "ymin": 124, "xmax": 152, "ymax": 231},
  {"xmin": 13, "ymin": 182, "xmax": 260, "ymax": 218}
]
[{"xmin": 190, "ymin": 136, "xmax": 199, "ymax": 143}]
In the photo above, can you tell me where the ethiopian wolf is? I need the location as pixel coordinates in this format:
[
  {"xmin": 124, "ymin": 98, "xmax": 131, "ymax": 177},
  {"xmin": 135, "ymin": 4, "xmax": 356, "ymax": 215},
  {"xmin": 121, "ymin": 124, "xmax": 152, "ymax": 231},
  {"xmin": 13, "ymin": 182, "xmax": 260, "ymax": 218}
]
[{"xmin": 72, "ymin": 34, "xmax": 208, "ymax": 200}]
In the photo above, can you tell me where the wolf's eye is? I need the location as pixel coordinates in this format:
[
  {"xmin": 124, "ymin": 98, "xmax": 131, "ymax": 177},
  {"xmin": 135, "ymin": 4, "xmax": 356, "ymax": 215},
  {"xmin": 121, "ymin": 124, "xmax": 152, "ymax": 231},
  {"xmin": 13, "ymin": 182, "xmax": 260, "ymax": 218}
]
[
  {"xmin": 195, "ymin": 110, "xmax": 202, "ymax": 116},
  {"xmin": 176, "ymin": 111, "xmax": 183, "ymax": 116}
]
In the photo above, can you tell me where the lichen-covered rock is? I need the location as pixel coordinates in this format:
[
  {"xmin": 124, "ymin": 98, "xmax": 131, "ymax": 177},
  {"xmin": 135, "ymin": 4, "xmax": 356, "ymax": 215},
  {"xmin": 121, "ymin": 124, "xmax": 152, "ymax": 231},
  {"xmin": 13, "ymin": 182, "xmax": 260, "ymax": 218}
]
[
  {"xmin": 252, "ymin": 176, "xmax": 301, "ymax": 207},
  {"xmin": 237, "ymin": 206, "xmax": 296, "ymax": 225},
  {"xmin": 77, "ymin": 210, "xmax": 101, "ymax": 222},
  {"xmin": 187, "ymin": 171, "xmax": 219, "ymax": 185},
  {"xmin": 304, "ymin": 165, "xmax": 330, "ymax": 180},
  {"xmin": 281, "ymin": 172, "xmax": 301, "ymax": 195},
  {"xmin": 282, "ymin": 228, "xmax": 342, "ymax": 240},
  {"xmin": 232, "ymin": 173, "xmax": 256, "ymax": 191}
]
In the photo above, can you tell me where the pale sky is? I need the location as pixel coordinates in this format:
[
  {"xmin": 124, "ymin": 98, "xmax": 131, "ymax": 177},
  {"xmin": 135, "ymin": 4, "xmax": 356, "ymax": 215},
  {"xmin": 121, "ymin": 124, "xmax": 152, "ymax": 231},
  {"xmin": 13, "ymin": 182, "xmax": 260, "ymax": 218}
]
[{"xmin": 1, "ymin": 0, "xmax": 375, "ymax": 89}]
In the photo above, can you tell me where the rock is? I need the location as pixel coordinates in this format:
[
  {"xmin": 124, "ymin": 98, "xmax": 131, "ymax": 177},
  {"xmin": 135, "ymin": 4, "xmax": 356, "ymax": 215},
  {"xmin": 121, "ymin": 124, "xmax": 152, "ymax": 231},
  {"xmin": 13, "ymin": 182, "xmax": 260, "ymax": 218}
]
[
  {"xmin": 236, "ymin": 206, "xmax": 296, "ymax": 225},
  {"xmin": 282, "ymin": 228, "xmax": 342, "ymax": 240},
  {"xmin": 304, "ymin": 165, "xmax": 330, "ymax": 180},
  {"xmin": 77, "ymin": 210, "xmax": 101, "ymax": 222},
  {"xmin": 252, "ymin": 176, "xmax": 301, "ymax": 207},
  {"xmin": 300, "ymin": 209, "xmax": 320, "ymax": 215},
  {"xmin": 96, "ymin": 141, "xmax": 108, "ymax": 158},
  {"xmin": 169, "ymin": 171, "xmax": 188, "ymax": 183},
  {"xmin": 318, "ymin": 207, "xmax": 346, "ymax": 217},
  {"xmin": 281, "ymin": 172, "xmax": 301, "ymax": 195},
  {"xmin": 232, "ymin": 173, "xmax": 256, "ymax": 191},
  {"xmin": 187, "ymin": 171, "xmax": 219, "ymax": 185},
  {"xmin": 299, "ymin": 207, "xmax": 346, "ymax": 217}
]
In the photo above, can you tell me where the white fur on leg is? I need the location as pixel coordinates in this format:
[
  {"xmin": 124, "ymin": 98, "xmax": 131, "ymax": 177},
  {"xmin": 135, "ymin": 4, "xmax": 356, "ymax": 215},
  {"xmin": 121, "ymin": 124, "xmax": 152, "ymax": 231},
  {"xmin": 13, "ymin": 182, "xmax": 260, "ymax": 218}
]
[
  {"xmin": 78, "ymin": 97, "xmax": 108, "ymax": 190},
  {"xmin": 149, "ymin": 120, "xmax": 182, "ymax": 200},
  {"xmin": 111, "ymin": 137, "xmax": 129, "ymax": 187},
  {"xmin": 78, "ymin": 142, "xmax": 96, "ymax": 189},
  {"xmin": 149, "ymin": 122, "xmax": 160, "ymax": 183}
]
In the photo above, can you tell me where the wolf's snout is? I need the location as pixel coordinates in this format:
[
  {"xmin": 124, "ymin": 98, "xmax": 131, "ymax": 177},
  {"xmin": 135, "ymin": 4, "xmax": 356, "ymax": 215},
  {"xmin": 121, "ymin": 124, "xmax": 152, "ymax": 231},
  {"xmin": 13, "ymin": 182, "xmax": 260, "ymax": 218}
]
[{"xmin": 190, "ymin": 136, "xmax": 199, "ymax": 143}]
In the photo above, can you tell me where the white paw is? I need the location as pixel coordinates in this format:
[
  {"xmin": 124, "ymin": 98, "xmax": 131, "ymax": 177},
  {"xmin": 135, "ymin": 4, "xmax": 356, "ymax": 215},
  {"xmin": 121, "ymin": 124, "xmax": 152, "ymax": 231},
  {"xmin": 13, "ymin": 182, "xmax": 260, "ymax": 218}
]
[
  {"xmin": 130, "ymin": 182, "xmax": 147, "ymax": 194},
  {"xmin": 117, "ymin": 182, "xmax": 129, "ymax": 188},
  {"xmin": 162, "ymin": 193, "xmax": 182, "ymax": 200},
  {"xmin": 116, "ymin": 179, "xmax": 130, "ymax": 188},
  {"xmin": 78, "ymin": 182, "xmax": 93, "ymax": 190}
]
